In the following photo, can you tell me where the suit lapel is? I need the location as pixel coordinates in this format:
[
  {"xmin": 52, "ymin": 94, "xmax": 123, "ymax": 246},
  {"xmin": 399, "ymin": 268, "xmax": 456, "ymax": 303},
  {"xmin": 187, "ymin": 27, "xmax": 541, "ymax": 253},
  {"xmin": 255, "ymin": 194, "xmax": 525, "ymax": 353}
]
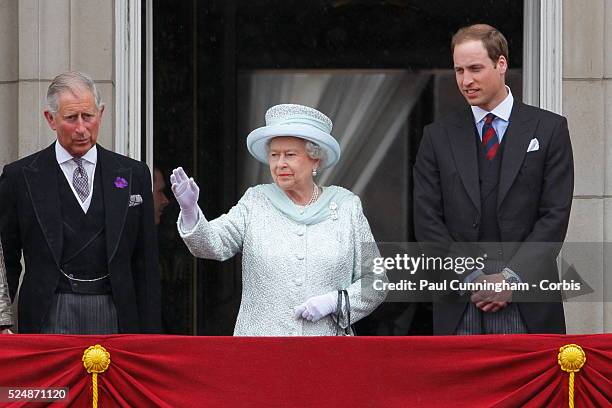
[
  {"xmin": 23, "ymin": 143, "xmax": 63, "ymax": 267},
  {"xmin": 449, "ymin": 109, "xmax": 481, "ymax": 212},
  {"xmin": 497, "ymin": 102, "xmax": 539, "ymax": 208},
  {"xmin": 98, "ymin": 146, "xmax": 131, "ymax": 263}
]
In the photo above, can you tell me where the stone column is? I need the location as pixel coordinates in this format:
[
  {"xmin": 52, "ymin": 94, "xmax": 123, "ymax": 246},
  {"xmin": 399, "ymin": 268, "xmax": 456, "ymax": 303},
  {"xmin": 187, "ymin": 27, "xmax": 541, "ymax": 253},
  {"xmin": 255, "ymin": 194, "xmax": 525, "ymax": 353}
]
[
  {"xmin": 13, "ymin": 0, "xmax": 114, "ymax": 161},
  {"xmin": 0, "ymin": 0, "xmax": 19, "ymax": 166},
  {"xmin": 562, "ymin": 0, "xmax": 607, "ymax": 333},
  {"xmin": 604, "ymin": 0, "xmax": 612, "ymax": 333}
]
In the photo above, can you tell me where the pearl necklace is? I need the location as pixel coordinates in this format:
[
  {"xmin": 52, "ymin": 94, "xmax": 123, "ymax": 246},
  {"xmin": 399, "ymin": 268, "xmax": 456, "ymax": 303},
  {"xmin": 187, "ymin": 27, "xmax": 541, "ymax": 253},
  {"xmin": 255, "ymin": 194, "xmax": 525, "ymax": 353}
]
[
  {"xmin": 294, "ymin": 183, "xmax": 320, "ymax": 207},
  {"xmin": 305, "ymin": 183, "xmax": 320, "ymax": 206}
]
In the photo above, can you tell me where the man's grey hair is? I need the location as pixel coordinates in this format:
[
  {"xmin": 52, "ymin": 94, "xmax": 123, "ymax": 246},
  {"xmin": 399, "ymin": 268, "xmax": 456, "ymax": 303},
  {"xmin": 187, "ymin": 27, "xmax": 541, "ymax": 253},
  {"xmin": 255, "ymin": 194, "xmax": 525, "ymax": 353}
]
[
  {"xmin": 265, "ymin": 138, "xmax": 327, "ymax": 169},
  {"xmin": 46, "ymin": 71, "xmax": 103, "ymax": 113}
]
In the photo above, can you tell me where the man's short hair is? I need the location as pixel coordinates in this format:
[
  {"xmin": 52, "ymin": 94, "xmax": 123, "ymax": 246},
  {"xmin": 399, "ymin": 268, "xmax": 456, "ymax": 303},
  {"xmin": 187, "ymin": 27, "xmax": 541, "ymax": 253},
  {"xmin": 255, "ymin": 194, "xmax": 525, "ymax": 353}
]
[
  {"xmin": 46, "ymin": 71, "xmax": 103, "ymax": 113},
  {"xmin": 451, "ymin": 24, "xmax": 509, "ymax": 64}
]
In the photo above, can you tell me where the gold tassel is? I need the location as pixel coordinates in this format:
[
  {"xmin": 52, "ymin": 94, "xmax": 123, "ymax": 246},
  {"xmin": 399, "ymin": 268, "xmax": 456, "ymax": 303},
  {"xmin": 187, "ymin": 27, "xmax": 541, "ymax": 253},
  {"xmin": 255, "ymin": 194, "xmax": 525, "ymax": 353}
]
[
  {"xmin": 558, "ymin": 344, "xmax": 586, "ymax": 408},
  {"xmin": 83, "ymin": 344, "xmax": 111, "ymax": 408}
]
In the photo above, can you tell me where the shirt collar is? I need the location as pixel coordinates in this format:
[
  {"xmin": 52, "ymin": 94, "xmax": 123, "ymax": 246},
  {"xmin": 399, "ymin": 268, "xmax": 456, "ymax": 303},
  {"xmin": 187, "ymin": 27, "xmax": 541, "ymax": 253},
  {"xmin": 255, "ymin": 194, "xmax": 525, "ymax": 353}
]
[
  {"xmin": 471, "ymin": 85, "xmax": 514, "ymax": 124},
  {"xmin": 55, "ymin": 141, "xmax": 97, "ymax": 165}
]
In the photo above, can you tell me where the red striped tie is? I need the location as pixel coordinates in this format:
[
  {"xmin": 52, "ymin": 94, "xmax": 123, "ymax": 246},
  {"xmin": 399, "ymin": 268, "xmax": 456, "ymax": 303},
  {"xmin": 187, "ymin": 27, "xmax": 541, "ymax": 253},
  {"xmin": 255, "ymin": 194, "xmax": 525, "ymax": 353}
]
[{"xmin": 482, "ymin": 113, "xmax": 499, "ymax": 161}]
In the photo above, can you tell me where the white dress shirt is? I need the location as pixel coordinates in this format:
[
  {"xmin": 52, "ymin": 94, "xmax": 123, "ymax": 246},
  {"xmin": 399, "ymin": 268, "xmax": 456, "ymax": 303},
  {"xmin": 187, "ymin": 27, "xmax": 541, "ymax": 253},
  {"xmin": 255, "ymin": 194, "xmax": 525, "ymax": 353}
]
[
  {"xmin": 462, "ymin": 86, "xmax": 521, "ymax": 288},
  {"xmin": 471, "ymin": 85, "xmax": 514, "ymax": 141},
  {"xmin": 55, "ymin": 141, "xmax": 98, "ymax": 213}
]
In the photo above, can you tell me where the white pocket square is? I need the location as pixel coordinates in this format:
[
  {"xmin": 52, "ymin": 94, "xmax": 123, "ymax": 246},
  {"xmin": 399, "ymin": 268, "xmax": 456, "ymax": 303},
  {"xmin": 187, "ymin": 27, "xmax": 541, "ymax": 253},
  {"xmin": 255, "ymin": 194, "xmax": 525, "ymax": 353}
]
[
  {"xmin": 527, "ymin": 138, "xmax": 539, "ymax": 152},
  {"xmin": 129, "ymin": 194, "xmax": 143, "ymax": 207}
]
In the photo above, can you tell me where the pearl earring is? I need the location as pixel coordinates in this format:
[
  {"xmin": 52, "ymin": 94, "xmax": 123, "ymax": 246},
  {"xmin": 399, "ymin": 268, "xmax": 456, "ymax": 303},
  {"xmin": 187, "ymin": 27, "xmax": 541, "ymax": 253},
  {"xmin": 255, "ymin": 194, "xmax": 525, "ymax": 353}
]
[{"xmin": 312, "ymin": 168, "xmax": 318, "ymax": 177}]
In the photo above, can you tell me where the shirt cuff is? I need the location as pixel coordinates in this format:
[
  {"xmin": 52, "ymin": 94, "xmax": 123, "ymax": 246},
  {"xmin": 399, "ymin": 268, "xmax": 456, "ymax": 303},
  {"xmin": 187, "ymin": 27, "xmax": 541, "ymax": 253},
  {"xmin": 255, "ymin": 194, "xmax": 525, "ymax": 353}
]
[
  {"xmin": 503, "ymin": 267, "xmax": 523, "ymax": 283},
  {"xmin": 459, "ymin": 269, "xmax": 484, "ymax": 295}
]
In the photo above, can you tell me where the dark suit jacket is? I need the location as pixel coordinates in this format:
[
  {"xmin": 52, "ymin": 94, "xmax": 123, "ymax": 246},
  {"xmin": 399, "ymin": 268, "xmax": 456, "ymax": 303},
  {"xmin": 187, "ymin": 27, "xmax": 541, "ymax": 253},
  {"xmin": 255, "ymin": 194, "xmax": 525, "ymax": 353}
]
[
  {"xmin": 414, "ymin": 101, "xmax": 573, "ymax": 335},
  {"xmin": 0, "ymin": 143, "xmax": 161, "ymax": 333}
]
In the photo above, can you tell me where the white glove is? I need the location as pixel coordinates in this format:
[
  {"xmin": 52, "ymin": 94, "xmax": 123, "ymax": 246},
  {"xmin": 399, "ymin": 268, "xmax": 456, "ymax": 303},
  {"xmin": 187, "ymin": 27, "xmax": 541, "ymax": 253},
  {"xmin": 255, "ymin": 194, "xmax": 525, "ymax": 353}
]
[
  {"xmin": 294, "ymin": 292, "xmax": 338, "ymax": 322},
  {"xmin": 170, "ymin": 167, "xmax": 200, "ymax": 230}
]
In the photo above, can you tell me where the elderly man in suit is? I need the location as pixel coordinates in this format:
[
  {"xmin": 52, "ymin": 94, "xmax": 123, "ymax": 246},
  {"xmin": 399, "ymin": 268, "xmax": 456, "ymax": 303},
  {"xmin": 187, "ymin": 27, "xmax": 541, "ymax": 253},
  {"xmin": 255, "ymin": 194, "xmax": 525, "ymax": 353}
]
[
  {"xmin": 414, "ymin": 24, "xmax": 573, "ymax": 335},
  {"xmin": 0, "ymin": 71, "xmax": 160, "ymax": 334}
]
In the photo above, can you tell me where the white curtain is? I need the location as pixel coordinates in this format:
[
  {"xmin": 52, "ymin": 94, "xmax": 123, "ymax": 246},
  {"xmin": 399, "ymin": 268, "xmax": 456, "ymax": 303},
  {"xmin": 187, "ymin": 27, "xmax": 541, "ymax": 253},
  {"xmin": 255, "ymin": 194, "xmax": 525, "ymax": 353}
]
[{"xmin": 237, "ymin": 69, "xmax": 432, "ymax": 196}]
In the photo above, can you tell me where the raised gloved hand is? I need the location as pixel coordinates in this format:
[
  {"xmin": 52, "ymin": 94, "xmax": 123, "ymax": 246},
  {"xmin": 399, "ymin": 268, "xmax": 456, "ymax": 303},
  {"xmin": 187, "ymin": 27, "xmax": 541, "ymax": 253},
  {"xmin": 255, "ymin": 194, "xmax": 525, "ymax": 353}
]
[
  {"xmin": 170, "ymin": 167, "xmax": 200, "ymax": 230},
  {"xmin": 294, "ymin": 292, "xmax": 338, "ymax": 322}
]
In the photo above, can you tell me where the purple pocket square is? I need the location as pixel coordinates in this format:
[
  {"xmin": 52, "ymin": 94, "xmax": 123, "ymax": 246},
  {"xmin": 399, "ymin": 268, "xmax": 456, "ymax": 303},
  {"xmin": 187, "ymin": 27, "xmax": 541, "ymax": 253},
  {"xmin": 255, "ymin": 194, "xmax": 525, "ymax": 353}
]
[{"xmin": 114, "ymin": 177, "xmax": 128, "ymax": 188}]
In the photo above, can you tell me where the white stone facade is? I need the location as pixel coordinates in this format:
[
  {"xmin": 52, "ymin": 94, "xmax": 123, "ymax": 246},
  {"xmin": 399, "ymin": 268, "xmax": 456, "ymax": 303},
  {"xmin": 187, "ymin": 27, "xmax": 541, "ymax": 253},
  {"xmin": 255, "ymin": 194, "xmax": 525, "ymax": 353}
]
[
  {"xmin": 561, "ymin": 0, "xmax": 612, "ymax": 333},
  {"xmin": 0, "ymin": 0, "xmax": 114, "ymax": 161}
]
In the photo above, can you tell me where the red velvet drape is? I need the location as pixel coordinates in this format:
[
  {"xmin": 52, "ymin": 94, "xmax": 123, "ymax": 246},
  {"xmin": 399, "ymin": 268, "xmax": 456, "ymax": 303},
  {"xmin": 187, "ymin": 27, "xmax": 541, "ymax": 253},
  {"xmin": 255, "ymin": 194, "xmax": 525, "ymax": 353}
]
[{"xmin": 0, "ymin": 334, "xmax": 610, "ymax": 407}]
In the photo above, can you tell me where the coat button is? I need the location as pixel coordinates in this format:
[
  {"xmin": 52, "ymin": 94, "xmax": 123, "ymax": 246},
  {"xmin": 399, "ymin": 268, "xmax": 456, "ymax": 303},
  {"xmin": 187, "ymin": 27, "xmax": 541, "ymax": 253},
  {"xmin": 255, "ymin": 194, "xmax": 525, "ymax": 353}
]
[{"xmin": 472, "ymin": 222, "xmax": 478, "ymax": 228}]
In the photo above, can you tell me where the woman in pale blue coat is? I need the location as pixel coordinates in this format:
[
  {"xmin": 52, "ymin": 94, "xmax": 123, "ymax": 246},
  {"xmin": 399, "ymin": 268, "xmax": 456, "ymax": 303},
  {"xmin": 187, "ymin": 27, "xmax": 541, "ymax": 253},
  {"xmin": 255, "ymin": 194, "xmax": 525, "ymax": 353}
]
[{"xmin": 171, "ymin": 104, "xmax": 387, "ymax": 336}]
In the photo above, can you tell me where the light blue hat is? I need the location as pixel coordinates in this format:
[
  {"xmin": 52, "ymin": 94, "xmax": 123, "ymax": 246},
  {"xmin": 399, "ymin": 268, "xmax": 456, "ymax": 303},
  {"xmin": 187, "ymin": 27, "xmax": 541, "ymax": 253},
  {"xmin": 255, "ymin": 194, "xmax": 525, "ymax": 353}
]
[{"xmin": 246, "ymin": 104, "xmax": 341, "ymax": 169}]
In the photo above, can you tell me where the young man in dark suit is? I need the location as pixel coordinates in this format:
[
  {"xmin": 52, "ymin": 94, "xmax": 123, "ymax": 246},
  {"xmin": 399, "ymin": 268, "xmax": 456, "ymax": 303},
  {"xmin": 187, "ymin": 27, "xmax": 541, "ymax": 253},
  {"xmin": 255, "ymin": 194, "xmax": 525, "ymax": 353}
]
[
  {"xmin": 0, "ymin": 71, "xmax": 160, "ymax": 334},
  {"xmin": 414, "ymin": 24, "xmax": 573, "ymax": 334}
]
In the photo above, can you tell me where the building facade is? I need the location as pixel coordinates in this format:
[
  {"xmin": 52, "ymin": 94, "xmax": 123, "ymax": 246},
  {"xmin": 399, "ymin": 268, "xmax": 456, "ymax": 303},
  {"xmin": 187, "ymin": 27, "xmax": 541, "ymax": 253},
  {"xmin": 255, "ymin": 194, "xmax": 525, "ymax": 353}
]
[{"xmin": 0, "ymin": 0, "xmax": 610, "ymax": 334}]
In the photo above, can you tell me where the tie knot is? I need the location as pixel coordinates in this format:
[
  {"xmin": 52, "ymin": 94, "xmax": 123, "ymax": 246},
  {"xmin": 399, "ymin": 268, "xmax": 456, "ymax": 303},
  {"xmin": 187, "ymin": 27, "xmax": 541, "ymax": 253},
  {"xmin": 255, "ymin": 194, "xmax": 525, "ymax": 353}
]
[
  {"xmin": 73, "ymin": 157, "xmax": 84, "ymax": 167},
  {"xmin": 484, "ymin": 113, "xmax": 496, "ymax": 125}
]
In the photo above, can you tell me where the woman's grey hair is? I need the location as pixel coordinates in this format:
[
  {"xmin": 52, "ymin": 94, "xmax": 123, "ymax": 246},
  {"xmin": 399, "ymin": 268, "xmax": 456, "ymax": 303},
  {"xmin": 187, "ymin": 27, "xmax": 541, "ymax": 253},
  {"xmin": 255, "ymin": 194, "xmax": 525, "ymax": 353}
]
[
  {"xmin": 46, "ymin": 71, "xmax": 103, "ymax": 113},
  {"xmin": 304, "ymin": 141, "xmax": 326, "ymax": 167},
  {"xmin": 265, "ymin": 138, "xmax": 327, "ymax": 168}
]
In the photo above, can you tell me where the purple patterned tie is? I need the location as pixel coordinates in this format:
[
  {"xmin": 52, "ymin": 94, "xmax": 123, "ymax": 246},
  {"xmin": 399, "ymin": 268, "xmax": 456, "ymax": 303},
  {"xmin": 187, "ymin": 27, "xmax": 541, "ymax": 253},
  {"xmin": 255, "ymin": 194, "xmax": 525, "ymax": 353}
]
[
  {"xmin": 72, "ymin": 157, "xmax": 89, "ymax": 202},
  {"xmin": 482, "ymin": 113, "xmax": 499, "ymax": 161}
]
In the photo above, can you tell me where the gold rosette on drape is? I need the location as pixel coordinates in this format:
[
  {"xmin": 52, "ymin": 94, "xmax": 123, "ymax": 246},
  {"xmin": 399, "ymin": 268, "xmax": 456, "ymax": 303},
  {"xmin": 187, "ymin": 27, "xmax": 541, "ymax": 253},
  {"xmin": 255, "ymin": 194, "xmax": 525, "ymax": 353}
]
[
  {"xmin": 83, "ymin": 344, "xmax": 111, "ymax": 408},
  {"xmin": 558, "ymin": 344, "xmax": 586, "ymax": 408}
]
